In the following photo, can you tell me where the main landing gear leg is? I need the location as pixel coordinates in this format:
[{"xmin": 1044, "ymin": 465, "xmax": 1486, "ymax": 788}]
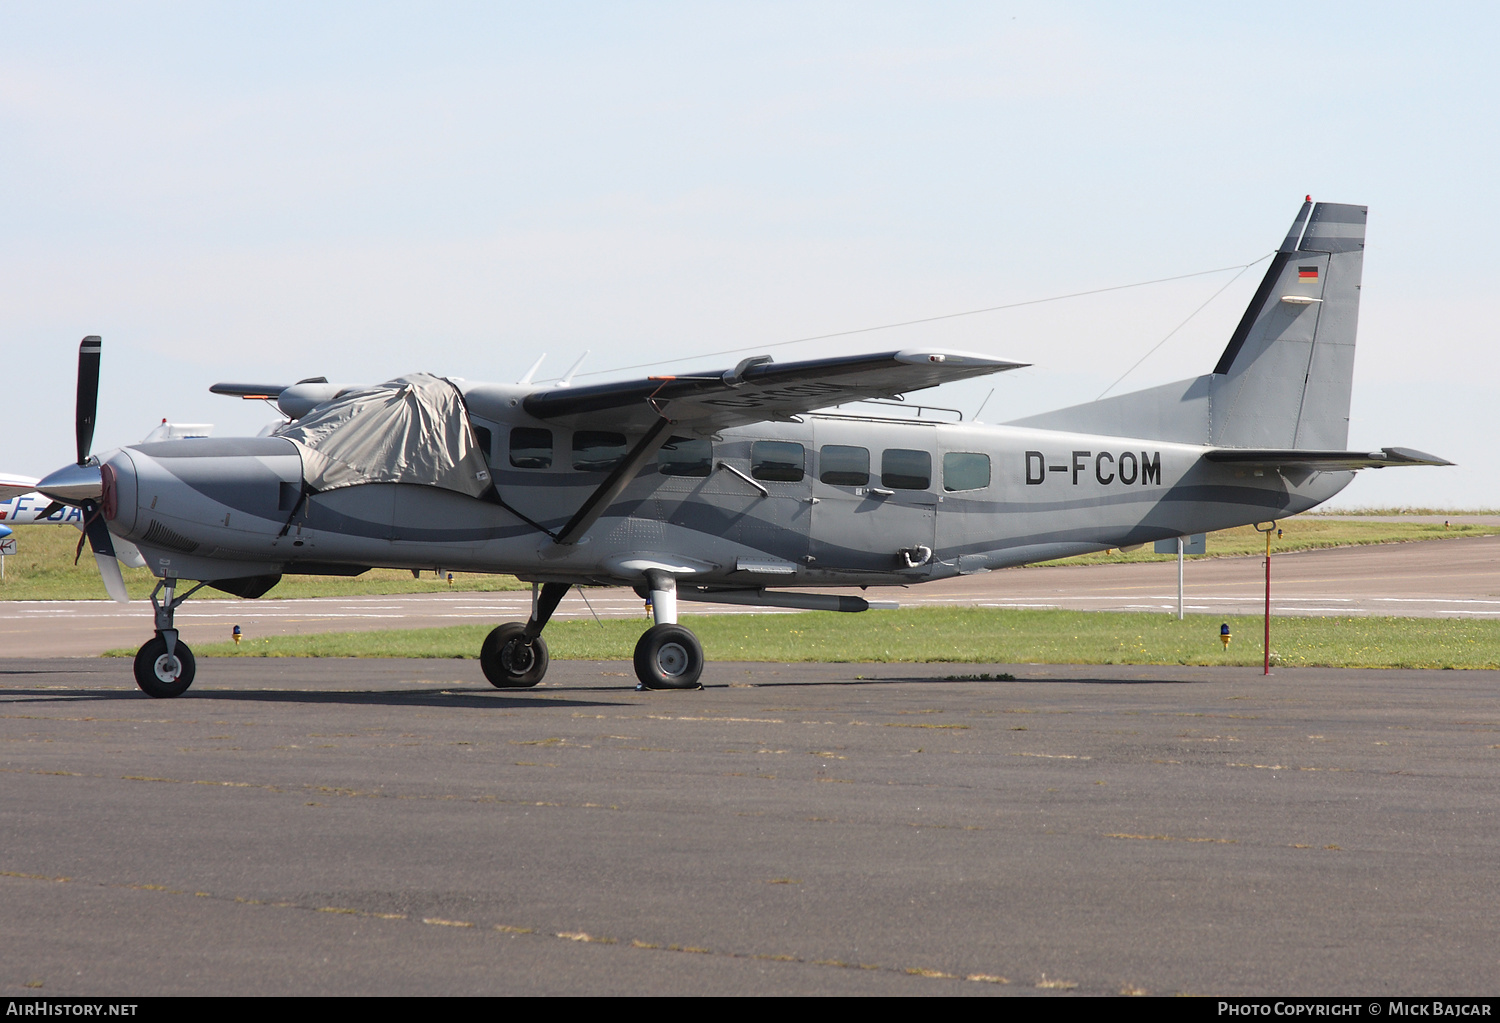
[
  {"xmin": 134, "ymin": 577, "xmax": 208, "ymax": 698},
  {"xmin": 633, "ymin": 571, "xmax": 704, "ymax": 691},
  {"xmin": 481, "ymin": 582, "xmax": 569, "ymax": 688}
]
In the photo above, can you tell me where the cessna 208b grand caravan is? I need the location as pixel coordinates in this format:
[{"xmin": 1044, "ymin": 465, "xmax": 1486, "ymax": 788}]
[{"xmin": 32, "ymin": 199, "xmax": 1448, "ymax": 696}]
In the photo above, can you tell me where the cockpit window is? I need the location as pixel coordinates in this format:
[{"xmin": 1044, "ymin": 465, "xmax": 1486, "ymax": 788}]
[{"xmin": 472, "ymin": 426, "xmax": 493, "ymax": 461}]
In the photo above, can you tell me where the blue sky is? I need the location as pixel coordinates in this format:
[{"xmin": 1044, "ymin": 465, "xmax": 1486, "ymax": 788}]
[{"xmin": 4, "ymin": 2, "xmax": 1494, "ymax": 506}]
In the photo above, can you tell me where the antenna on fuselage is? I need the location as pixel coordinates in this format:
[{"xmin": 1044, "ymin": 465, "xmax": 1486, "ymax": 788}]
[
  {"xmin": 972, "ymin": 387, "xmax": 995, "ymax": 422},
  {"xmin": 557, "ymin": 350, "xmax": 590, "ymax": 388},
  {"xmin": 518, "ymin": 354, "xmax": 546, "ymax": 385}
]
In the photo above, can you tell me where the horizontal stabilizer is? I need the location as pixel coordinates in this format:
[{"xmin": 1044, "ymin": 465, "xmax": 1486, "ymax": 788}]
[
  {"xmin": 212, "ymin": 379, "xmax": 351, "ymax": 420},
  {"xmin": 209, "ymin": 382, "xmax": 290, "ymax": 399},
  {"xmin": 1204, "ymin": 446, "xmax": 1452, "ymax": 471}
]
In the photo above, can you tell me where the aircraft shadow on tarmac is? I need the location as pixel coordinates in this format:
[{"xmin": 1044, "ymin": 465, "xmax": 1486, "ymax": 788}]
[
  {"xmin": 0, "ymin": 663, "xmax": 1220, "ymax": 706},
  {"xmin": 715, "ymin": 673, "xmax": 1208, "ymax": 688},
  {"xmin": 0, "ymin": 685, "xmax": 617, "ymax": 711}
]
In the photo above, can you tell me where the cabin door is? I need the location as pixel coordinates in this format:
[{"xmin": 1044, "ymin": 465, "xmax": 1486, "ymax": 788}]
[{"xmin": 809, "ymin": 421, "xmax": 937, "ymax": 576}]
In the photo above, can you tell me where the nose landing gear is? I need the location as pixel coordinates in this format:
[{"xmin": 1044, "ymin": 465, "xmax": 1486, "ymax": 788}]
[
  {"xmin": 134, "ymin": 635, "xmax": 196, "ymax": 698},
  {"xmin": 133, "ymin": 578, "xmax": 207, "ymax": 698}
]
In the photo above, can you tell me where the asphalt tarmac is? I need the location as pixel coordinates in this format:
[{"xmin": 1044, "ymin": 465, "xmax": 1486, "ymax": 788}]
[
  {"xmin": 2, "ymin": 657, "xmax": 1497, "ymax": 996},
  {"xmin": 3, "ymin": 534, "xmax": 1498, "ymax": 658}
]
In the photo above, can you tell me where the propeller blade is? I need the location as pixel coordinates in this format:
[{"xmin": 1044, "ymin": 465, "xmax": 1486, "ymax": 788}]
[
  {"xmin": 77, "ymin": 502, "xmax": 129, "ymax": 603},
  {"xmin": 93, "ymin": 551, "xmax": 130, "ymax": 603},
  {"xmin": 76, "ymin": 335, "xmax": 101, "ymax": 465}
]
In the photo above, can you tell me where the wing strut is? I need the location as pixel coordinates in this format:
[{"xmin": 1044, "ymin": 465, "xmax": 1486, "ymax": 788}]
[{"xmin": 553, "ymin": 418, "xmax": 675, "ymax": 546}]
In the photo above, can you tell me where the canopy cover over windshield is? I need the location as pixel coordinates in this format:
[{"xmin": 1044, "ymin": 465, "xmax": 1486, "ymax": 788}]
[{"xmin": 275, "ymin": 374, "xmax": 492, "ymax": 497}]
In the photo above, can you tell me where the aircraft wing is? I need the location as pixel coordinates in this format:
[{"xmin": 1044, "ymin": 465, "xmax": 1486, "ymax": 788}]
[
  {"xmin": 520, "ymin": 349, "xmax": 1026, "ymax": 432},
  {"xmin": 1204, "ymin": 447, "xmax": 1453, "ymax": 471}
]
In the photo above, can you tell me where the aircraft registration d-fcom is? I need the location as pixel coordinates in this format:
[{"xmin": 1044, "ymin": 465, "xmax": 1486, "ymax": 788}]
[{"xmin": 22, "ymin": 200, "xmax": 1450, "ymax": 696}]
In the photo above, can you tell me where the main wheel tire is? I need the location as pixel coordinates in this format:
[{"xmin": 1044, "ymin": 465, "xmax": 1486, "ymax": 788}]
[
  {"xmin": 633, "ymin": 624, "xmax": 704, "ymax": 690},
  {"xmin": 133, "ymin": 637, "xmax": 196, "ymax": 698},
  {"xmin": 480, "ymin": 623, "xmax": 549, "ymax": 688}
]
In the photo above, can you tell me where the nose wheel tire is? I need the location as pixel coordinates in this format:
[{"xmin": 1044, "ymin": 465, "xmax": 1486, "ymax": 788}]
[
  {"xmin": 133, "ymin": 637, "xmax": 196, "ymax": 698},
  {"xmin": 480, "ymin": 623, "xmax": 549, "ymax": 688},
  {"xmin": 634, "ymin": 624, "xmax": 704, "ymax": 690}
]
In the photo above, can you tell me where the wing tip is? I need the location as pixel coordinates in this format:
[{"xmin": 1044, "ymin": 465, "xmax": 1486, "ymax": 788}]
[
  {"xmin": 892, "ymin": 348, "xmax": 1029, "ymax": 370},
  {"xmin": 1381, "ymin": 447, "xmax": 1454, "ymax": 467}
]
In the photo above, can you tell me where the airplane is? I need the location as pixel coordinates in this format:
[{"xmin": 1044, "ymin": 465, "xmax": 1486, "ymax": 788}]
[{"xmin": 33, "ymin": 199, "xmax": 1450, "ymax": 698}]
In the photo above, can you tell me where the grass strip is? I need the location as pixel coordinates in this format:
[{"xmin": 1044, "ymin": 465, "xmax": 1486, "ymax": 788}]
[
  {"xmin": 1039, "ymin": 519, "xmax": 1497, "ymax": 566},
  {"xmin": 0, "ymin": 524, "xmax": 525, "ymax": 601},
  {"xmin": 6, "ymin": 518, "xmax": 1497, "ymax": 601},
  {"xmin": 111, "ymin": 607, "xmax": 1500, "ymax": 670}
]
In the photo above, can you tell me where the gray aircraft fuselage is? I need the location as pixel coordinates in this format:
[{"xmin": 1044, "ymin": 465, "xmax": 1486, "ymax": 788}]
[{"xmin": 97, "ymin": 406, "xmax": 1346, "ymax": 591}]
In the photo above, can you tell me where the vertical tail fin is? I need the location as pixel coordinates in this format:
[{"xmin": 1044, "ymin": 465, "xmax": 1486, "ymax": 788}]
[
  {"xmin": 1006, "ymin": 199, "xmax": 1366, "ymax": 450},
  {"xmin": 1210, "ymin": 200, "xmax": 1366, "ymax": 448}
]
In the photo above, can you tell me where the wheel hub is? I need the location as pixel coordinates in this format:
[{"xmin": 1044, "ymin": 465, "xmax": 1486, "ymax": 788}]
[
  {"xmin": 656, "ymin": 642, "xmax": 689, "ymax": 677},
  {"xmin": 500, "ymin": 639, "xmax": 535, "ymax": 675}
]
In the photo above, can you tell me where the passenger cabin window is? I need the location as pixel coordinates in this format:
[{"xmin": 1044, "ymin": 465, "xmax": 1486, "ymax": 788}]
[
  {"xmin": 572, "ymin": 431, "xmax": 628, "ymax": 472},
  {"xmin": 509, "ymin": 428, "xmax": 552, "ymax": 469},
  {"xmin": 881, "ymin": 448, "xmax": 931, "ymax": 490},
  {"xmin": 658, "ymin": 435, "xmax": 712, "ymax": 477},
  {"xmin": 819, "ymin": 445, "xmax": 869, "ymax": 486},
  {"xmin": 751, "ymin": 441, "xmax": 805, "ymax": 482},
  {"xmin": 943, "ymin": 451, "xmax": 991, "ymax": 492}
]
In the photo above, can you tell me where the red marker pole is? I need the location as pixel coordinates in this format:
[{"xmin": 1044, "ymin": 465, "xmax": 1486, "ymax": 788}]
[{"xmin": 1256, "ymin": 522, "xmax": 1277, "ymax": 675}]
